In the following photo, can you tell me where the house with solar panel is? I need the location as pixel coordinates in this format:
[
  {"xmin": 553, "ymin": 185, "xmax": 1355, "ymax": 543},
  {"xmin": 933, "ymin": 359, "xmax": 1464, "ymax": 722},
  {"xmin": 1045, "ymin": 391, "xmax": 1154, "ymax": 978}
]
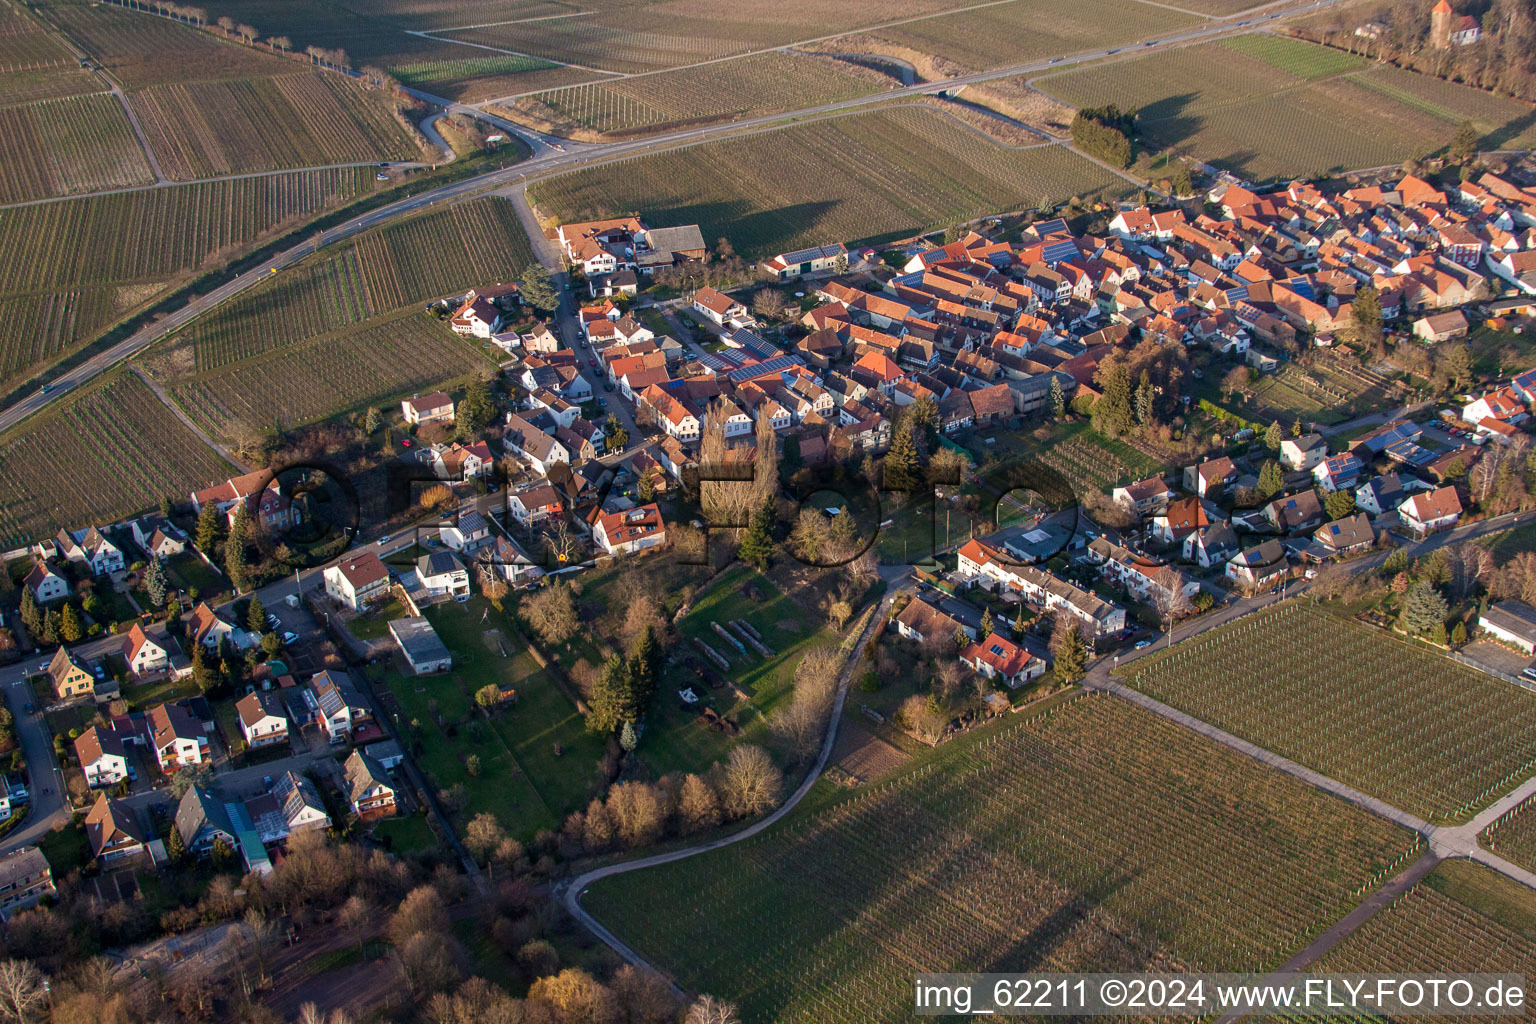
[{"xmin": 758, "ymin": 243, "xmax": 848, "ymax": 280}]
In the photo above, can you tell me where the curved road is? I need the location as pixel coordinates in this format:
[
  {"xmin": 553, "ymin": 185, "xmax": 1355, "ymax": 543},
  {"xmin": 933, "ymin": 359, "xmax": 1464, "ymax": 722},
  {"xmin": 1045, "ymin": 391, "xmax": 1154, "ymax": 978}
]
[
  {"xmin": 0, "ymin": 0, "xmax": 1352, "ymax": 437},
  {"xmin": 560, "ymin": 586, "xmax": 903, "ymax": 973}
]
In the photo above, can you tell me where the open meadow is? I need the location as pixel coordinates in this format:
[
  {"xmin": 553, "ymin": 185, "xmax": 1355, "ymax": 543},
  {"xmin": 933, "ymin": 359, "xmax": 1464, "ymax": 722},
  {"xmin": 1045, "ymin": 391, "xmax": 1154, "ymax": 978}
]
[
  {"xmin": 0, "ymin": 167, "xmax": 377, "ymax": 393},
  {"xmin": 497, "ymin": 52, "xmax": 891, "ymax": 137},
  {"xmin": 1317, "ymin": 859, "xmax": 1536, "ymax": 1008},
  {"xmin": 585, "ymin": 694, "xmax": 1419, "ymax": 1023},
  {"xmin": 0, "ymin": 370, "xmax": 231, "ymax": 545},
  {"xmin": 1035, "ymin": 34, "xmax": 1536, "ymax": 179},
  {"xmin": 1122, "ymin": 602, "xmax": 1536, "ymax": 823},
  {"xmin": 530, "ymin": 105, "xmax": 1128, "ymax": 257}
]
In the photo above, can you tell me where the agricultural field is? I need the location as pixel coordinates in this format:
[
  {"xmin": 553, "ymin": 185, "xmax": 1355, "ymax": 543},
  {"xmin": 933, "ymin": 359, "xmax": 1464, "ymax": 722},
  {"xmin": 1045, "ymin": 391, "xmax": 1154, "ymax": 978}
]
[
  {"xmin": 1123, "ymin": 602, "xmax": 1536, "ymax": 823},
  {"xmin": 1035, "ymin": 34, "xmax": 1536, "ymax": 179},
  {"xmin": 443, "ymin": 0, "xmax": 987, "ymax": 74},
  {"xmin": 1317, "ymin": 860, "xmax": 1536, "ymax": 1002},
  {"xmin": 0, "ymin": 371, "xmax": 231, "ymax": 545},
  {"xmin": 1033, "ymin": 422, "xmax": 1163, "ymax": 494},
  {"xmin": 128, "ymin": 71, "xmax": 421, "ymax": 179},
  {"xmin": 390, "ymin": 53, "xmax": 599, "ymax": 101},
  {"xmin": 0, "ymin": 92, "xmax": 153, "ymax": 203},
  {"xmin": 0, "ymin": 167, "xmax": 376, "ymax": 392},
  {"xmin": 500, "ymin": 52, "xmax": 890, "ymax": 138},
  {"xmin": 585, "ymin": 695, "xmax": 1418, "ymax": 1023},
  {"xmin": 168, "ymin": 307, "xmax": 496, "ymax": 434},
  {"xmin": 530, "ymin": 105, "xmax": 1128, "ymax": 257},
  {"xmin": 1482, "ymin": 796, "xmax": 1536, "ymax": 874},
  {"xmin": 166, "ymin": 196, "xmax": 534, "ymax": 371},
  {"xmin": 1212, "ymin": 357, "xmax": 1397, "ymax": 426},
  {"xmin": 842, "ymin": 0, "xmax": 1197, "ymax": 74},
  {"xmin": 0, "ymin": 0, "xmax": 101, "ymax": 104}
]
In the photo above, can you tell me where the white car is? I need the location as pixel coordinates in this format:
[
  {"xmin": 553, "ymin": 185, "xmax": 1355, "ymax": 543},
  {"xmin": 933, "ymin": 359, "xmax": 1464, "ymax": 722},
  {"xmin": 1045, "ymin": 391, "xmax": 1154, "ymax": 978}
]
[{"xmin": 1134, "ymin": 640, "xmax": 1152, "ymax": 650}]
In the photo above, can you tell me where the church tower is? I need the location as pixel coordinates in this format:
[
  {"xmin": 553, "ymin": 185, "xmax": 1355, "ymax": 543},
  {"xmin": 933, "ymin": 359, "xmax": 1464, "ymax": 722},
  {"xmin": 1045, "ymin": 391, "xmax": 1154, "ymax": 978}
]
[{"xmin": 1430, "ymin": 0, "xmax": 1454, "ymax": 49}]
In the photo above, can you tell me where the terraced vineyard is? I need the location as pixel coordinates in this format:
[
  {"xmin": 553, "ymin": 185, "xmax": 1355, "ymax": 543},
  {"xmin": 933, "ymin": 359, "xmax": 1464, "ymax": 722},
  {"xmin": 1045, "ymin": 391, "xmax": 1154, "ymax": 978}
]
[
  {"xmin": 0, "ymin": 167, "xmax": 375, "ymax": 390},
  {"xmin": 1318, "ymin": 861, "xmax": 1536, "ymax": 1013},
  {"xmin": 1123, "ymin": 603, "xmax": 1536, "ymax": 823},
  {"xmin": 1036, "ymin": 34, "xmax": 1536, "ymax": 179},
  {"xmin": 503, "ymin": 52, "xmax": 889, "ymax": 136},
  {"xmin": 849, "ymin": 0, "xmax": 1197, "ymax": 73},
  {"xmin": 129, "ymin": 71, "xmax": 418, "ymax": 179},
  {"xmin": 586, "ymin": 695, "xmax": 1418, "ymax": 1024},
  {"xmin": 174, "ymin": 196, "xmax": 533, "ymax": 370},
  {"xmin": 531, "ymin": 105, "xmax": 1127, "ymax": 257},
  {"xmin": 171, "ymin": 309, "xmax": 494, "ymax": 433},
  {"xmin": 0, "ymin": 91, "xmax": 153, "ymax": 202},
  {"xmin": 0, "ymin": 371, "xmax": 230, "ymax": 544}
]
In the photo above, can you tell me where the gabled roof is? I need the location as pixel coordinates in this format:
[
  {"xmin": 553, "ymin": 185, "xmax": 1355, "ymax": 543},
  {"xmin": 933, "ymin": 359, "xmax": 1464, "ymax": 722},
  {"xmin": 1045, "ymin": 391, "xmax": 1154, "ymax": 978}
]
[
  {"xmin": 345, "ymin": 749, "xmax": 393, "ymax": 805},
  {"xmin": 1403, "ymin": 485, "xmax": 1462, "ymax": 522},
  {"xmin": 85, "ymin": 793, "xmax": 145, "ymax": 857}
]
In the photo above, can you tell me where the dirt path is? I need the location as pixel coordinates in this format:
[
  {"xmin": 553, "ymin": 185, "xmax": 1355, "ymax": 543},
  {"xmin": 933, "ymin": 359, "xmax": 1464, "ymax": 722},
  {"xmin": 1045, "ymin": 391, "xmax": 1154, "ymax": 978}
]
[{"xmin": 129, "ymin": 366, "xmax": 250, "ymax": 472}]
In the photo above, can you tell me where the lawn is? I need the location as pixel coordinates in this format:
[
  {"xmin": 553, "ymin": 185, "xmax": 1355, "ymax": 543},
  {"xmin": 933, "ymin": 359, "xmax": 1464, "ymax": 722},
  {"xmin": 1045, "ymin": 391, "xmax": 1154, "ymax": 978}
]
[
  {"xmin": 165, "ymin": 552, "xmax": 225, "ymax": 600},
  {"xmin": 38, "ymin": 821, "xmax": 90, "ymax": 879},
  {"xmin": 379, "ymin": 596, "xmax": 606, "ymax": 840},
  {"xmin": 120, "ymin": 673, "xmax": 200, "ymax": 711},
  {"xmin": 373, "ymin": 811, "xmax": 439, "ymax": 856},
  {"xmin": 584, "ymin": 695, "xmax": 1418, "ymax": 1024},
  {"xmin": 1122, "ymin": 602, "xmax": 1536, "ymax": 823},
  {"xmin": 348, "ymin": 597, "xmax": 407, "ymax": 640}
]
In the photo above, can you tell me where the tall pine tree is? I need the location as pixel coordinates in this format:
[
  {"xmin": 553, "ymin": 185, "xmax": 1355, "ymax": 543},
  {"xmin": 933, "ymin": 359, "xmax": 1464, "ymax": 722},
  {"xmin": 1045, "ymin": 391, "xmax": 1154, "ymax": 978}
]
[
  {"xmin": 737, "ymin": 496, "xmax": 775, "ymax": 571},
  {"xmin": 882, "ymin": 423, "xmax": 919, "ymax": 491},
  {"xmin": 1053, "ymin": 623, "xmax": 1087, "ymax": 684},
  {"xmin": 195, "ymin": 502, "xmax": 223, "ymax": 553}
]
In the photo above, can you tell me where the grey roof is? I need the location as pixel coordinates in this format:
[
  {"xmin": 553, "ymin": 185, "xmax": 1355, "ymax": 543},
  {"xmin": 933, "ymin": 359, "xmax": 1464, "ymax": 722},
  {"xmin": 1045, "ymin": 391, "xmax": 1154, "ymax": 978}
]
[
  {"xmin": 389, "ymin": 617, "xmax": 451, "ymax": 665},
  {"xmin": 416, "ymin": 550, "xmax": 464, "ymax": 579},
  {"xmin": 775, "ymin": 242, "xmax": 846, "ymax": 264},
  {"xmin": 345, "ymin": 749, "xmax": 393, "ymax": 804},
  {"xmin": 272, "ymin": 770, "xmax": 326, "ymax": 826},
  {"xmin": 454, "ymin": 511, "xmax": 488, "ymax": 535},
  {"xmin": 176, "ymin": 785, "xmax": 233, "ymax": 849},
  {"xmin": 645, "ymin": 224, "xmax": 706, "ymax": 254},
  {"xmin": 0, "ymin": 846, "xmax": 49, "ymax": 890},
  {"xmin": 310, "ymin": 669, "xmax": 352, "ymax": 717},
  {"xmin": 1482, "ymin": 601, "xmax": 1536, "ymax": 642}
]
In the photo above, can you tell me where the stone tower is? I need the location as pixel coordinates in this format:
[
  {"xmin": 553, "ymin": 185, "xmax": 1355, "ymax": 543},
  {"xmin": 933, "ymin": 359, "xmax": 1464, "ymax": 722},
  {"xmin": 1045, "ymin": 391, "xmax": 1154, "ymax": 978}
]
[{"xmin": 1430, "ymin": 0, "xmax": 1454, "ymax": 49}]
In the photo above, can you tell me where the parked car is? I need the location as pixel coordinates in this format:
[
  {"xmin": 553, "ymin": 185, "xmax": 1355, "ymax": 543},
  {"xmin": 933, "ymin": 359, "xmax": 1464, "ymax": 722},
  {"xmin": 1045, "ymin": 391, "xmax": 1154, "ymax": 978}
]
[
  {"xmin": 1134, "ymin": 639, "xmax": 1152, "ymax": 649},
  {"xmin": 282, "ymin": 631, "xmax": 299, "ymax": 644}
]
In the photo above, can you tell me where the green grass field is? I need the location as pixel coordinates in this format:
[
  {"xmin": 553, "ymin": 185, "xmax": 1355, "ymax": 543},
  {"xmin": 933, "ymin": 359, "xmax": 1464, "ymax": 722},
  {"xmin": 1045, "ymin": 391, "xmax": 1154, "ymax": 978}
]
[
  {"xmin": 1123, "ymin": 602, "xmax": 1536, "ymax": 823},
  {"xmin": 1035, "ymin": 34, "xmax": 1536, "ymax": 179},
  {"xmin": 530, "ymin": 105, "xmax": 1128, "ymax": 257},
  {"xmin": 586, "ymin": 695, "xmax": 1418, "ymax": 1023},
  {"xmin": 380, "ymin": 596, "xmax": 607, "ymax": 841}
]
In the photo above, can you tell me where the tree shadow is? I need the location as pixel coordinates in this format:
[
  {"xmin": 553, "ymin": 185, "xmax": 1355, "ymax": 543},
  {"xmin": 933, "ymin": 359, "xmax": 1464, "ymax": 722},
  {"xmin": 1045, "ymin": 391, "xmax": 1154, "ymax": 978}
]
[{"xmin": 1481, "ymin": 107, "xmax": 1536, "ymax": 151}]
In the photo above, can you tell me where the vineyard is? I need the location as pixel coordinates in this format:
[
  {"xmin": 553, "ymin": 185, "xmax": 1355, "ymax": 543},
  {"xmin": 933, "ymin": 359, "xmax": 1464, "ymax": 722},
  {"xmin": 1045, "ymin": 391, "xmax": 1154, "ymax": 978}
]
[
  {"xmin": 855, "ymin": 0, "xmax": 1195, "ymax": 73},
  {"xmin": 1481, "ymin": 795, "xmax": 1536, "ymax": 874},
  {"xmin": 128, "ymin": 71, "xmax": 419, "ymax": 179},
  {"xmin": 1033, "ymin": 423, "xmax": 1164, "ymax": 494},
  {"xmin": 170, "ymin": 309, "xmax": 494, "ymax": 435},
  {"xmin": 37, "ymin": 1, "xmax": 292, "ymax": 89},
  {"xmin": 1318, "ymin": 862, "xmax": 1536, "ymax": 1009},
  {"xmin": 171, "ymin": 196, "xmax": 534, "ymax": 370},
  {"xmin": 0, "ymin": 371, "xmax": 230, "ymax": 544},
  {"xmin": 390, "ymin": 52, "xmax": 596, "ymax": 101},
  {"xmin": 507, "ymin": 52, "xmax": 887, "ymax": 137},
  {"xmin": 1123, "ymin": 603, "xmax": 1536, "ymax": 823},
  {"xmin": 530, "ymin": 105, "xmax": 1127, "ymax": 257},
  {"xmin": 0, "ymin": 92, "xmax": 154, "ymax": 203},
  {"xmin": 0, "ymin": 167, "xmax": 375, "ymax": 391},
  {"xmin": 1036, "ymin": 35, "xmax": 1536, "ymax": 179},
  {"xmin": 585, "ymin": 695, "xmax": 1417, "ymax": 1024}
]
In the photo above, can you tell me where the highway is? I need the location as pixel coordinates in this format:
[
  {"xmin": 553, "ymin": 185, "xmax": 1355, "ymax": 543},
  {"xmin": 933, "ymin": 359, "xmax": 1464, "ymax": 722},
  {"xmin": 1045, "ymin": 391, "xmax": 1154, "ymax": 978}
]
[{"xmin": 0, "ymin": 0, "xmax": 1351, "ymax": 438}]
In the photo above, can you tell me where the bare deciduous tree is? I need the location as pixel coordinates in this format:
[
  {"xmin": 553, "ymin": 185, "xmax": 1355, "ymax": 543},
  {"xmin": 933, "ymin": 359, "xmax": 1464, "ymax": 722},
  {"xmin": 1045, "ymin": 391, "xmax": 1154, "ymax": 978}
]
[
  {"xmin": 522, "ymin": 583, "xmax": 578, "ymax": 645},
  {"xmin": 684, "ymin": 994, "xmax": 742, "ymax": 1024},
  {"xmin": 0, "ymin": 960, "xmax": 47, "ymax": 1024},
  {"xmin": 719, "ymin": 744, "xmax": 782, "ymax": 818},
  {"xmin": 677, "ymin": 773, "xmax": 721, "ymax": 833}
]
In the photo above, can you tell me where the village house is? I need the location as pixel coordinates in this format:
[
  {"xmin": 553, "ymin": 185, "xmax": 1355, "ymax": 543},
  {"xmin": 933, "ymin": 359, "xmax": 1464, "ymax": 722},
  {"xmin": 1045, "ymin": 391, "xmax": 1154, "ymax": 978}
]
[
  {"xmin": 1400, "ymin": 485, "xmax": 1463, "ymax": 537},
  {"xmin": 959, "ymin": 633, "xmax": 1044, "ymax": 688},
  {"xmin": 123, "ymin": 623, "xmax": 170, "ymax": 678},
  {"xmin": 1183, "ymin": 522, "xmax": 1240, "ymax": 568},
  {"xmin": 48, "ymin": 647, "xmax": 94, "ymax": 700},
  {"xmin": 1309, "ymin": 513, "xmax": 1376, "ymax": 558},
  {"xmin": 148, "ymin": 702, "xmax": 207, "ymax": 771},
  {"xmin": 24, "ymin": 561, "xmax": 68, "ymax": 604},
  {"xmin": 311, "ymin": 670, "xmax": 364, "ymax": 742},
  {"xmin": 323, "ymin": 553, "xmax": 391, "ymax": 611},
  {"xmin": 439, "ymin": 511, "xmax": 491, "ymax": 554},
  {"xmin": 85, "ymin": 793, "xmax": 147, "ymax": 864},
  {"xmin": 1225, "ymin": 539, "xmax": 1290, "ymax": 590},
  {"xmin": 508, "ymin": 482, "xmax": 564, "ymax": 525},
  {"xmin": 1112, "ymin": 476, "xmax": 1176, "ymax": 516},
  {"xmin": 175, "ymin": 787, "xmax": 237, "ymax": 859},
  {"xmin": 74, "ymin": 725, "xmax": 131, "ymax": 788},
  {"xmin": 401, "ymin": 392, "xmax": 455, "ymax": 426},
  {"xmin": 692, "ymin": 286, "xmax": 749, "ymax": 327},
  {"xmin": 1184, "ymin": 456, "xmax": 1238, "ymax": 498},
  {"xmin": 893, "ymin": 597, "xmax": 966, "ymax": 646},
  {"xmin": 236, "ymin": 691, "xmax": 289, "ymax": 750},
  {"xmin": 415, "ymin": 551, "xmax": 470, "ymax": 603},
  {"xmin": 0, "ymin": 847, "xmax": 54, "ymax": 917},
  {"xmin": 593, "ymin": 503, "xmax": 666, "ymax": 556},
  {"xmin": 1313, "ymin": 452, "xmax": 1362, "ymax": 493},
  {"xmin": 55, "ymin": 527, "xmax": 124, "ymax": 576},
  {"xmin": 344, "ymin": 749, "xmax": 398, "ymax": 821},
  {"xmin": 1279, "ymin": 433, "xmax": 1329, "ymax": 472},
  {"xmin": 131, "ymin": 516, "xmax": 187, "ymax": 560},
  {"xmin": 1263, "ymin": 490, "xmax": 1325, "ymax": 533},
  {"xmin": 759, "ymin": 243, "xmax": 848, "ymax": 280},
  {"xmin": 1356, "ymin": 473, "xmax": 1409, "ymax": 516}
]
